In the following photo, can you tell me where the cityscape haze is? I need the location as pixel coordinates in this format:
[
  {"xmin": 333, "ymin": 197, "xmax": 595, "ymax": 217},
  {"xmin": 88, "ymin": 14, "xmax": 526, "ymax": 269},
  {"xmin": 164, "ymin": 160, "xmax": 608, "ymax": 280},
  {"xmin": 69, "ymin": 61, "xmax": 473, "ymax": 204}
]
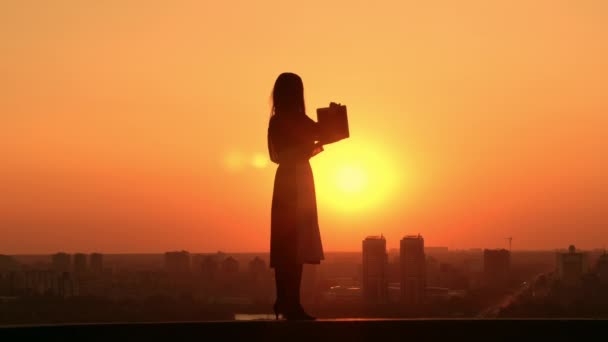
[
  {"xmin": 2, "ymin": 0, "xmax": 608, "ymax": 255},
  {"xmin": 3, "ymin": 237, "xmax": 608, "ymax": 324}
]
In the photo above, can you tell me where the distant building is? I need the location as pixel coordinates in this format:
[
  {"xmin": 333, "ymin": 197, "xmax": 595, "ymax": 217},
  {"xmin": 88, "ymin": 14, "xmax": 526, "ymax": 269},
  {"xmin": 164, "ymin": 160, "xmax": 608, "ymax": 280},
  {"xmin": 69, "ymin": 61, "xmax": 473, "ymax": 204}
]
[
  {"xmin": 90, "ymin": 253, "xmax": 103, "ymax": 274},
  {"xmin": 73, "ymin": 253, "xmax": 88, "ymax": 274},
  {"xmin": 164, "ymin": 251, "xmax": 191, "ymax": 274},
  {"xmin": 201, "ymin": 255, "xmax": 219, "ymax": 281},
  {"xmin": 322, "ymin": 285, "xmax": 362, "ymax": 303},
  {"xmin": 596, "ymin": 252, "xmax": 608, "ymax": 285},
  {"xmin": 464, "ymin": 256, "xmax": 484, "ymax": 274},
  {"xmin": 248, "ymin": 257, "xmax": 266, "ymax": 275},
  {"xmin": 221, "ymin": 256, "xmax": 239, "ymax": 274},
  {"xmin": 426, "ymin": 256, "xmax": 440, "ymax": 287},
  {"xmin": 23, "ymin": 270, "xmax": 58, "ymax": 296},
  {"xmin": 190, "ymin": 254, "xmax": 206, "ymax": 273},
  {"xmin": 362, "ymin": 236, "xmax": 388, "ymax": 304},
  {"xmin": 483, "ymin": 249, "xmax": 511, "ymax": 288},
  {"xmin": 425, "ymin": 286, "xmax": 450, "ymax": 299},
  {"xmin": 301, "ymin": 265, "xmax": 319, "ymax": 305},
  {"xmin": 400, "ymin": 234, "xmax": 426, "ymax": 305},
  {"xmin": 556, "ymin": 245, "xmax": 588, "ymax": 287},
  {"xmin": 57, "ymin": 272, "xmax": 78, "ymax": 297},
  {"xmin": 17, "ymin": 270, "xmax": 78, "ymax": 297},
  {"xmin": 0, "ymin": 255, "xmax": 20, "ymax": 272},
  {"xmin": 438, "ymin": 262, "xmax": 470, "ymax": 290},
  {"xmin": 425, "ymin": 246, "xmax": 449, "ymax": 255},
  {"xmin": 52, "ymin": 253, "xmax": 71, "ymax": 273}
]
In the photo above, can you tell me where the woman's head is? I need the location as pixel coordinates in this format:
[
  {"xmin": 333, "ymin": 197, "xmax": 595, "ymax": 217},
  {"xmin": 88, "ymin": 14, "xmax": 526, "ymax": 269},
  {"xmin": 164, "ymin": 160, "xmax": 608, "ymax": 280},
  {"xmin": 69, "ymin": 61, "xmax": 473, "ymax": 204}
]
[{"xmin": 271, "ymin": 72, "xmax": 305, "ymax": 116}]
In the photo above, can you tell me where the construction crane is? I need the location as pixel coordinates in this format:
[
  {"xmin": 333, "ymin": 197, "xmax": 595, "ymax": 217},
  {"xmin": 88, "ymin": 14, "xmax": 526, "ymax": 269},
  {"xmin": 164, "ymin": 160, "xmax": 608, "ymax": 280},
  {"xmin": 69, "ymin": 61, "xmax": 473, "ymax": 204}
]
[{"xmin": 505, "ymin": 237, "xmax": 513, "ymax": 252}]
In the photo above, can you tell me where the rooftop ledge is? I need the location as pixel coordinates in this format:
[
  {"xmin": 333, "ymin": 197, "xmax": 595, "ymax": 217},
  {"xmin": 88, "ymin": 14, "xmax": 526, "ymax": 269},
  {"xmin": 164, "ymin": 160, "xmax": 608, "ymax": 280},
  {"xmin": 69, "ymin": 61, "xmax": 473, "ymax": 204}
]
[{"xmin": 1, "ymin": 319, "xmax": 606, "ymax": 341}]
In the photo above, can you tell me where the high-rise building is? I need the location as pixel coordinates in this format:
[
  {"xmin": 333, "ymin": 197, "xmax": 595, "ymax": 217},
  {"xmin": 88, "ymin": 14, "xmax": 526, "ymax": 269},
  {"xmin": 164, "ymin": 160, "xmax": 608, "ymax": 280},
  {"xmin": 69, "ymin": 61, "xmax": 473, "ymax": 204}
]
[
  {"xmin": 248, "ymin": 257, "xmax": 266, "ymax": 275},
  {"xmin": 52, "ymin": 253, "xmax": 71, "ymax": 273},
  {"xmin": 483, "ymin": 249, "xmax": 511, "ymax": 288},
  {"xmin": 556, "ymin": 245, "xmax": 588, "ymax": 287},
  {"xmin": 73, "ymin": 253, "xmax": 88, "ymax": 274},
  {"xmin": 596, "ymin": 251, "xmax": 608, "ymax": 285},
  {"xmin": 164, "ymin": 251, "xmax": 191, "ymax": 274},
  {"xmin": 90, "ymin": 253, "xmax": 103, "ymax": 274},
  {"xmin": 426, "ymin": 256, "xmax": 441, "ymax": 287},
  {"xmin": 57, "ymin": 271, "xmax": 78, "ymax": 297},
  {"xmin": 0, "ymin": 255, "xmax": 20, "ymax": 272},
  {"xmin": 400, "ymin": 234, "xmax": 426, "ymax": 305},
  {"xmin": 201, "ymin": 255, "xmax": 219, "ymax": 281},
  {"xmin": 425, "ymin": 246, "xmax": 449, "ymax": 256},
  {"xmin": 21, "ymin": 270, "xmax": 58, "ymax": 296},
  {"xmin": 362, "ymin": 236, "xmax": 388, "ymax": 303},
  {"xmin": 221, "ymin": 256, "xmax": 239, "ymax": 274}
]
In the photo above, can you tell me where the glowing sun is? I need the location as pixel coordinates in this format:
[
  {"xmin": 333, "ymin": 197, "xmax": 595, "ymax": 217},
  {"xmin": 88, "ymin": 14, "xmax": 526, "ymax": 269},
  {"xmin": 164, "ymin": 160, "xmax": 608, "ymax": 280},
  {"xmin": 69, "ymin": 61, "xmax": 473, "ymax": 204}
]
[
  {"xmin": 312, "ymin": 140, "xmax": 399, "ymax": 212},
  {"xmin": 335, "ymin": 165, "xmax": 368, "ymax": 194}
]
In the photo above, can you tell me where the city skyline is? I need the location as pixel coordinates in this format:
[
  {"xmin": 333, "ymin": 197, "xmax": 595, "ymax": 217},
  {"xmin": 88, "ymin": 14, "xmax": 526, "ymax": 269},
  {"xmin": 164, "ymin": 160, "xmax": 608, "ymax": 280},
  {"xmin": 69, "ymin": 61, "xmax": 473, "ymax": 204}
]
[
  {"xmin": 2, "ymin": 1, "xmax": 608, "ymax": 254},
  {"xmin": 3, "ymin": 237, "xmax": 605, "ymax": 324},
  {"xmin": 6, "ymin": 244, "xmax": 608, "ymax": 255}
]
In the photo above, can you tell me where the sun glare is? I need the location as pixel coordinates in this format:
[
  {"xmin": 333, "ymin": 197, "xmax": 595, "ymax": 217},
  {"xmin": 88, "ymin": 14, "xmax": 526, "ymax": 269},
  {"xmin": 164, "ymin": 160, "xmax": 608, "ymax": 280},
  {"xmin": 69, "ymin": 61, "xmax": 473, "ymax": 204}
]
[
  {"xmin": 336, "ymin": 165, "xmax": 368, "ymax": 194},
  {"xmin": 312, "ymin": 140, "xmax": 399, "ymax": 213}
]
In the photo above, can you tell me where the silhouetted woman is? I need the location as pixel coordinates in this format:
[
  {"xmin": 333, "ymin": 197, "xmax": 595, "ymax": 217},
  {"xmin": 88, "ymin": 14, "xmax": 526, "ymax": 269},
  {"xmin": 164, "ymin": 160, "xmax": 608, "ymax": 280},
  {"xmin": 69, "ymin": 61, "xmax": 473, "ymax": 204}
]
[{"xmin": 267, "ymin": 73, "xmax": 324, "ymax": 320}]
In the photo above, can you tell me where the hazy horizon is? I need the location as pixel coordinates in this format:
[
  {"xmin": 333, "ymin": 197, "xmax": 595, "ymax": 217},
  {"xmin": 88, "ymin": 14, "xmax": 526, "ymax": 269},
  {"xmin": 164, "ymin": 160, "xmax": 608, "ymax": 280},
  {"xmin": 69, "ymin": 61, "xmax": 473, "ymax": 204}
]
[{"xmin": 6, "ymin": 246, "xmax": 603, "ymax": 256}]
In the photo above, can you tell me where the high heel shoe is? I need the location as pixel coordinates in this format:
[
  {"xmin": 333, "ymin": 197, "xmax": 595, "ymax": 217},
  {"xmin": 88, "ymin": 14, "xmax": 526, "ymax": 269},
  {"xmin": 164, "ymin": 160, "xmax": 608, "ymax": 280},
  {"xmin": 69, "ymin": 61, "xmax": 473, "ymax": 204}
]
[
  {"xmin": 274, "ymin": 301, "xmax": 316, "ymax": 321},
  {"xmin": 291, "ymin": 304, "xmax": 316, "ymax": 321},
  {"xmin": 273, "ymin": 302, "xmax": 280, "ymax": 320}
]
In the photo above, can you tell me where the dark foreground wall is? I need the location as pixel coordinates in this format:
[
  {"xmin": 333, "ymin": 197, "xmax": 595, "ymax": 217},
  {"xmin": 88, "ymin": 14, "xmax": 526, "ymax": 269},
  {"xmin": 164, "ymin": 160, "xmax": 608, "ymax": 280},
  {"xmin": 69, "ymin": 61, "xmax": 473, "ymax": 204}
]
[{"xmin": 0, "ymin": 319, "xmax": 604, "ymax": 342}]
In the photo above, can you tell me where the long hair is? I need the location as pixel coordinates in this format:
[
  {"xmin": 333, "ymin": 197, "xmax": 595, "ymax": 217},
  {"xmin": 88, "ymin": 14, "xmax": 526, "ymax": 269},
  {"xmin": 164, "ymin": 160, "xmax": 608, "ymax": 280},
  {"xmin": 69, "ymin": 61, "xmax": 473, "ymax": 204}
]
[{"xmin": 271, "ymin": 72, "xmax": 305, "ymax": 116}]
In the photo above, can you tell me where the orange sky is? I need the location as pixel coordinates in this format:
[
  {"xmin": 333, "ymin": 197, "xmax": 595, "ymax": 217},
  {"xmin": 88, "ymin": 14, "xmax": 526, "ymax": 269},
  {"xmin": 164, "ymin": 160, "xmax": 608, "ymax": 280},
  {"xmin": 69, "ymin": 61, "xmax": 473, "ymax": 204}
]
[{"xmin": 1, "ymin": 0, "xmax": 607, "ymax": 254}]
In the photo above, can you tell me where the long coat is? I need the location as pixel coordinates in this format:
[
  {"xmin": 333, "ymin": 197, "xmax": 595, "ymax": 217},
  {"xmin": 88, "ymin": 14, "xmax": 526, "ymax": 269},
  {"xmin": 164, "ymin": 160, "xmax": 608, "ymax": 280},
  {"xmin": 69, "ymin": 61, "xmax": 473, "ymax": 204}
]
[{"xmin": 267, "ymin": 113, "xmax": 324, "ymax": 268}]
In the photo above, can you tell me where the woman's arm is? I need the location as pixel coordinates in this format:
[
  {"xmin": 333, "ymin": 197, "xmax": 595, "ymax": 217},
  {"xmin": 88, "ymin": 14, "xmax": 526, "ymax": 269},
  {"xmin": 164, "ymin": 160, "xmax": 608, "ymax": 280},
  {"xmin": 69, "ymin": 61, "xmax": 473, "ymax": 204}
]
[
  {"xmin": 268, "ymin": 115, "xmax": 324, "ymax": 163},
  {"xmin": 302, "ymin": 115, "xmax": 324, "ymax": 158},
  {"xmin": 304, "ymin": 115, "xmax": 323, "ymax": 143}
]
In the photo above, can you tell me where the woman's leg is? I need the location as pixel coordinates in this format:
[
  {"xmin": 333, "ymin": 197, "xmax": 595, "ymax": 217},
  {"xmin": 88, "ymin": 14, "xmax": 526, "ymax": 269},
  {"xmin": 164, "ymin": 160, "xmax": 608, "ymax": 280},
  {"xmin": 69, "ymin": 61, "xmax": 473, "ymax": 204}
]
[
  {"xmin": 292, "ymin": 263, "xmax": 303, "ymax": 308},
  {"xmin": 275, "ymin": 264, "xmax": 300, "ymax": 312},
  {"xmin": 290, "ymin": 264, "xmax": 315, "ymax": 319},
  {"xmin": 274, "ymin": 266, "xmax": 287, "ymax": 317},
  {"xmin": 276, "ymin": 264, "xmax": 314, "ymax": 320},
  {"xmin": 278, "ymin": 264, "xmax": 300, "ymax": 311}
]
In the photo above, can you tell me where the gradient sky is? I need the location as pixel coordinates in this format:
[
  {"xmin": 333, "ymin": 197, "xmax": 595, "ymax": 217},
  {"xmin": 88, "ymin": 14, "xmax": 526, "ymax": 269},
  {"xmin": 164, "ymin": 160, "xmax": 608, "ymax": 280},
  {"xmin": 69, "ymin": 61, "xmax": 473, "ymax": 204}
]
[{"xmin": 1, "ymin": 0, "xmax": 607, "ymax": 254}]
